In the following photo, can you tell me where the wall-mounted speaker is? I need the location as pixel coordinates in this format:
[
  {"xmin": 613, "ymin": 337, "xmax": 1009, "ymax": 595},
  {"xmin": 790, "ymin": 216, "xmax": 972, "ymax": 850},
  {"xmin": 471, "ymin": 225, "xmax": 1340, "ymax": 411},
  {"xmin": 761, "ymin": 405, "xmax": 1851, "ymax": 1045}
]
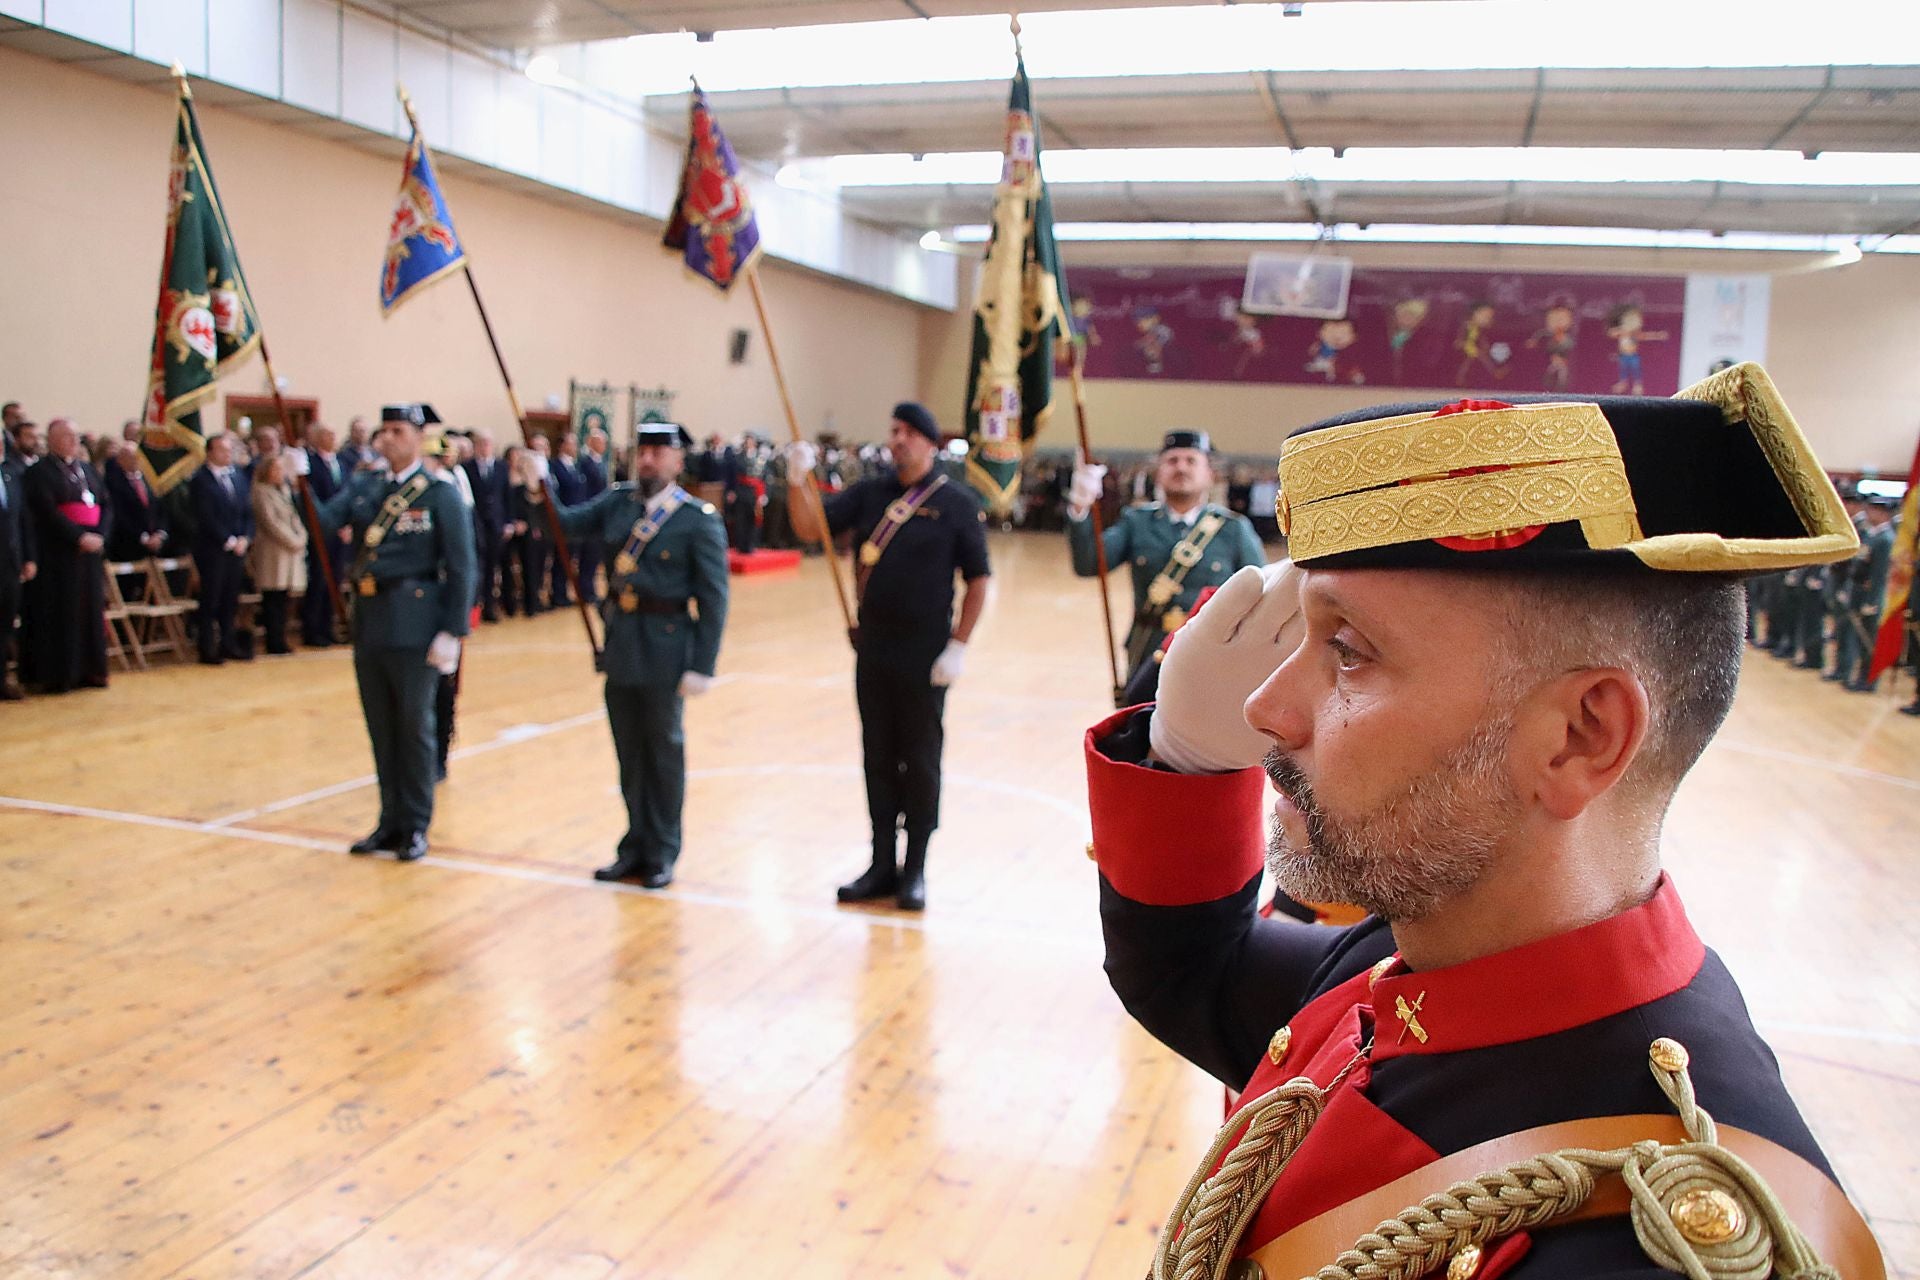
[{"xmin": 729, "ymin": 329, "xmax": 751, "ymax": 364}]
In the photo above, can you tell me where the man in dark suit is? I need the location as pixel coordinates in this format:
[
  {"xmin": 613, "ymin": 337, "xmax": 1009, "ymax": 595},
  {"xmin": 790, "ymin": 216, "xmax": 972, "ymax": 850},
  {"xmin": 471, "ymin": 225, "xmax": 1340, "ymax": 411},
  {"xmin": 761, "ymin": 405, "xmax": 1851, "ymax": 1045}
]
[
  {"xmin": 188, "ymin": 431, "xmax": 255, "ymax": 664},
  {"xmin": 336, "ymin": 416, "xmax": 372, "ymax": 472},
  {"xmin": 104, "ymin": 442, "xmax": 169, "ymax": 563},
  {"xmin": 301, "ymin": 422, "xmax": 353, "ymax": 646},
  {"xmin": 548, "ymin": 433, "xmax": 589, "ymax": 606},
  {"xmin": 576, "ymin": 428, "xmax": 609, "ymax": 603},
  {"xmin": 461, "ymin": 429, "xmax": 508, "ymax": 621},
  {"xmin": 0, "ymin": 427, "xmax": 36, "ymax": 699}
]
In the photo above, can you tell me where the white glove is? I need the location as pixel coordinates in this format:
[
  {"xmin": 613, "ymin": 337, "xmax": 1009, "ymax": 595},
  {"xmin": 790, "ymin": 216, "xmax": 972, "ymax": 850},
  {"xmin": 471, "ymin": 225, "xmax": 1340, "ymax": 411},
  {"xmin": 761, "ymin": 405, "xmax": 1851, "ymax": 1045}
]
[
  {"xmin": 930, "ymin": 639, "xmax": 967, "ymax": 687},
  {"xmin": 677, "ymin": 671, "xmax": 713, "ymax": 697},
  {"xmin": 287, "ymin": 449, "xmax": 311, "ymax": 478},
  {"xmin": 427, "ymin": 631, "xmax": 461, "ymax": 675},
  {"xmin": 784, "ymin": 441, "xmax": 818, "ymax": 477},
  {"xmin": 1067, "ymin": 462, "xmax": 1107, "ymax": 520},
  {"xmin": 1149, "ymin": 560, "xmax": 1305, "ymax": 774}
]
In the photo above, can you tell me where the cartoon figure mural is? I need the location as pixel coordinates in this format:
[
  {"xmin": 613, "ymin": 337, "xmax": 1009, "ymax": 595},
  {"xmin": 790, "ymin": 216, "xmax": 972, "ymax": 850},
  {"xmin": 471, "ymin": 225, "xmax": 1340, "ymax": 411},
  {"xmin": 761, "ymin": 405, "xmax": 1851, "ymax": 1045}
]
[
  {"xmin": 1229, "ymin": 311, "xmax": 1265, "ymax": 377},
  {"xmin": 1387, "ymin": 297, "xmax": 1430, "ymax": 382},
  {"xmin": 1134, "ymin": 307, "xmax": 1174, "ymax": 375},
  {"xmin": 1454, "ymin": 300, "xmax": 1508, "ymax": 386},
  {"xmin": 1607, "ymin": 304, "xmax": 1668, "ymax": 394},
  {"xmin": 1068, "ymin": 296, "xmax": 1101, "ymax": 360},
  {"xmin": 1304, "ymin": 319, "xmax": 1364, "ymax": 385},
  {"xmin": 1528, "ymin": 301, "xmax": 1579, "ymax": 392}
]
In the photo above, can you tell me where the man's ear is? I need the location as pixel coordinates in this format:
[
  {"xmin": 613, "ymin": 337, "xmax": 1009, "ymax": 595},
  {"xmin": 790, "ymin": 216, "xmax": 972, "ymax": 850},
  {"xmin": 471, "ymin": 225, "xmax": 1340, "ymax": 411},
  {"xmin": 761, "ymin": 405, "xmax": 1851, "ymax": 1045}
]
[{"xmin": 1520, "ymin": 667, "xmax": 1651, "ymax": 821}]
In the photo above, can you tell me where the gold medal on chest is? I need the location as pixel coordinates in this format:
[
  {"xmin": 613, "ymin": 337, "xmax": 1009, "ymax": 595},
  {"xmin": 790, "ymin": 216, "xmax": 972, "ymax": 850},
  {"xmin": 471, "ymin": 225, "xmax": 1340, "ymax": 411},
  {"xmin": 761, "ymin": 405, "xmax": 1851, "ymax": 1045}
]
[
  {"xmin": 614, "ymin": 552, "xmax": 638, "ymax": 575},
  {"xmin": 363, "ymin": 525, "xmax": 385, "ymax": 548},
  {"xmin": 357, "ymin": 577, "xmax": 377, "ymax": 597},
  {"xmin": 619, "ymin": 587, "xmax": 639, "ymax": 613},
  {"xmin": 859, "ymin": 542, "xmax": 881, "ymax": 567}
]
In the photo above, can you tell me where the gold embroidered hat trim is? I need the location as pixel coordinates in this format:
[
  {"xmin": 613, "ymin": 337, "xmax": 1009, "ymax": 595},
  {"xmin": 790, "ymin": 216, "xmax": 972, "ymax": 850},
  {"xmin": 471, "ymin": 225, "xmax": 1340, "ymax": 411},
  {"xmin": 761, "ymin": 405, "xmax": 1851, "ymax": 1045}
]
[{"xmin": 1275, "ymin": 363, "xmax": 1858, "ymax": 572}]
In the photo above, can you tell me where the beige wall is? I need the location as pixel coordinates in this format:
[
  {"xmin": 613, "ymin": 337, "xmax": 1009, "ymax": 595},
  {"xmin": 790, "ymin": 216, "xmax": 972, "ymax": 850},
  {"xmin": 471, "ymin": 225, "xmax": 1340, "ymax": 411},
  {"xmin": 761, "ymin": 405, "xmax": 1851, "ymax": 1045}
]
[
  {"xmin": 0, "ymin": 46, "xmax": 929, "ymax": 450},
  {"xmin": 922, "ymin": 240, "xmax": 1920, "ymax": 474}
]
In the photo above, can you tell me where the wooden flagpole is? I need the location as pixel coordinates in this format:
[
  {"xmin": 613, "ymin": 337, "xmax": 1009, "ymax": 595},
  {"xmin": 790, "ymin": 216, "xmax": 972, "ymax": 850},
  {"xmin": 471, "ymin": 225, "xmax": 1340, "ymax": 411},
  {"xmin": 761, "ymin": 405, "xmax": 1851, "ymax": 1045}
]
[
  {"xmin": 744, "ymin": 265, "xmax": 856, "ymax": 636},
  {"xmin": 397, "ymin": 85, "xmax": 601, "ymax": 662},
  {"xmin": 171, "ymin": 64, "xmax": 348, "ymax": 632},
  {"xmin": 1068, "ymin": 341, "xmax": 1124, "ymax": 702}
]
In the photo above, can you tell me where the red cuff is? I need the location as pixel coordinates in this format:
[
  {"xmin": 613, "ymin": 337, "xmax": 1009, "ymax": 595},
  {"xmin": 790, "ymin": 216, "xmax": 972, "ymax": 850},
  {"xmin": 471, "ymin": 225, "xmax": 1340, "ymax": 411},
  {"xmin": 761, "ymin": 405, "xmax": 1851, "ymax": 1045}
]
[{"xmin": 1084, "ymin": 707, "xmax": 1268, "ymax": 906}]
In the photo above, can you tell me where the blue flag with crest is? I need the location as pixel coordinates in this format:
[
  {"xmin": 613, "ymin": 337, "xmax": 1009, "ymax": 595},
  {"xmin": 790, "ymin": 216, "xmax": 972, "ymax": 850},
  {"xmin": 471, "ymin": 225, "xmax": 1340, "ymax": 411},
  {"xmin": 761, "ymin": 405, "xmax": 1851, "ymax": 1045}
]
[{"xmin": 381, "ymin": 125, "xmax": 467, "ymax": 314}]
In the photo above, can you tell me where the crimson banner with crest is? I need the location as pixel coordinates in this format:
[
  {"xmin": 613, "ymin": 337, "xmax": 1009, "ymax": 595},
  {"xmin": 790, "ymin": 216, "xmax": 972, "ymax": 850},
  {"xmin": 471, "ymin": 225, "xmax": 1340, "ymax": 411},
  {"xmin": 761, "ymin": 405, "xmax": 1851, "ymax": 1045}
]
[{"xmin": 138, "ymin": 80, "xmax": 262, "ymax": 495}]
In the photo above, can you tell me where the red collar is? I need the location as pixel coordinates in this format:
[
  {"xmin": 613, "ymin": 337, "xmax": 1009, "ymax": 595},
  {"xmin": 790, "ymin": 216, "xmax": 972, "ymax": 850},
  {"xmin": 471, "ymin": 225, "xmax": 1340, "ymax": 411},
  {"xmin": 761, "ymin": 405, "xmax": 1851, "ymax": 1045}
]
[{"xmin": 1368, "ymin": 874, "xmax": 1703, "ymax": 1061}]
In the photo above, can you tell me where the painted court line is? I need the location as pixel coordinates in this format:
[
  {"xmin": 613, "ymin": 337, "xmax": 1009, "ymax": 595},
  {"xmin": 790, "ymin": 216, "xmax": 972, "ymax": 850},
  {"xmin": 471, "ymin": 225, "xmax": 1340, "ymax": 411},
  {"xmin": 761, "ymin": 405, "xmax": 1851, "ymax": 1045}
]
[{"xmin": 1712, "ymin": 739, "xmax": 1920, "ymax": 795}]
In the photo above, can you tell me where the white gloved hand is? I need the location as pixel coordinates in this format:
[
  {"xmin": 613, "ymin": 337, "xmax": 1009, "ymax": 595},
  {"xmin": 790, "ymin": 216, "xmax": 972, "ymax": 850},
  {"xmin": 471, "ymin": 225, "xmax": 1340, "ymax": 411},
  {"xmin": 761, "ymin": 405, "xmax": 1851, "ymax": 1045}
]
[
  {"xmin": 930, "ymin": 639, "xmax": 967, "ymax": 687},
  {"xmin": 1066, "ymin": 462, "xmax": 1107, "ymax": 520},
  {"xmin": 426, "ymin": 631, "xmax": 461, "ymax": 675},
  {"xmin": 677, "ymin": 671, "xmax": 714, "ymax": 698},
  {"xmin": 1149, "ymin": 560, "xmax": 1305, "ymax": 774},
  {"xmin": 785, "ymin": 441, "xmax": 818, "ymax": 477},
  {"xmin": 287, "ymin": 449, "xmax": 311, "ymax": 478}
]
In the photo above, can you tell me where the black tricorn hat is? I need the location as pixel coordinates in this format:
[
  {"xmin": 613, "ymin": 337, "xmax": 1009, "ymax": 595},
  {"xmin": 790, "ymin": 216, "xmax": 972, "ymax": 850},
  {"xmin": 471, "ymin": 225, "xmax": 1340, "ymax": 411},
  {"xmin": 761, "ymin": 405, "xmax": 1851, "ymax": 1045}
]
[
  {"xmin": 1276, "ymin": 363, "xmax": 1857, "ymax": 575},
  {"xmin": 636, "ymin": 422, "xmax": 693, "ymax": 450},
  {"xmin": 380, "ymin": 403, "xmax": 441, "ymax": 427},
  {"xmin": 1162, "ymin": 429, "xmax": 1212, "ymax": 454}
]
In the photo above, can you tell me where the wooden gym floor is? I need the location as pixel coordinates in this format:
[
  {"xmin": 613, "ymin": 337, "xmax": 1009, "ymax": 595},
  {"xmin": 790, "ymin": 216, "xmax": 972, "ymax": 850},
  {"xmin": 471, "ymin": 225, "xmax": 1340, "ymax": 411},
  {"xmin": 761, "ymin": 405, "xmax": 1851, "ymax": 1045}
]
[{"xmin": 2, "ymin": 532, "xmax": 1916, "ymax": 1279}]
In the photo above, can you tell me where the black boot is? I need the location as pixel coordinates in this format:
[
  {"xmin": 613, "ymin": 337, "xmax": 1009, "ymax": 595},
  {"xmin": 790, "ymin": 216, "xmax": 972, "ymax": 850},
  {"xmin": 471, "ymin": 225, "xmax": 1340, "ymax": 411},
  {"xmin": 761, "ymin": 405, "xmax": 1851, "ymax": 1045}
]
[
  {"xmin": 896, "ymin": 831, "xmax": 929, "ymax": 912},
  {"xmin": 837, "ymin": 835, "xmax": 898, "ymax": 904}
]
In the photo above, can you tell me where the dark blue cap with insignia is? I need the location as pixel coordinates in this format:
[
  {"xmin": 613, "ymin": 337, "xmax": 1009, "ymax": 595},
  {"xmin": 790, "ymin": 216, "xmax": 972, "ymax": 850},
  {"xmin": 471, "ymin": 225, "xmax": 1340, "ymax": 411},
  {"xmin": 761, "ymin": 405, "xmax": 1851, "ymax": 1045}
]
[
  {"xmin": 1276, "ymin": 363, "xmax": 1859, "ymax": 576},
  {"xmin": 380, "ymin": 403, "xmax": 441, "ymax": 427},
  {"xmin": 636, "ymin": 422, "xmax": 693, "ymax": 450},
  {"xmin": 892, "ymin": 402, "xmax": 940, "ymax": 442},
  {"xmin": 1162, "ymin": 429, "xmax": 1212, "ymax": 454}
]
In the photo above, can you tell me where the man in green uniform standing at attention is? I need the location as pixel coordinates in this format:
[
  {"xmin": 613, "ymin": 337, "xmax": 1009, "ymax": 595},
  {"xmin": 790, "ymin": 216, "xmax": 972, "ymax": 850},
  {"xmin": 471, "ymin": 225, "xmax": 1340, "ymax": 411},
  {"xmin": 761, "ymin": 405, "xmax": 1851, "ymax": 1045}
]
[
  {"xmin": 292, "ymin": 404, "xmax": 476, "ymax": 863},
  {"xmin": 554, "ymin": 422, "xmax": 729, "ymax": 888},
  {"xmin": 1065, "ymin": 429, "xmax": 1265, "ymax": 704}
]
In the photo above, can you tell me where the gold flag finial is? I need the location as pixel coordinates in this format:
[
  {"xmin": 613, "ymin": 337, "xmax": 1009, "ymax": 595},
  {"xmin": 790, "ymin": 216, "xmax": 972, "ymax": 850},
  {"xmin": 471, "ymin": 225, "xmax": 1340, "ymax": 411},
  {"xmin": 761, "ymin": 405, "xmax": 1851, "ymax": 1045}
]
[{"xmin": 170, "ymin": 61, "xmax": 191, "ymax": 97}]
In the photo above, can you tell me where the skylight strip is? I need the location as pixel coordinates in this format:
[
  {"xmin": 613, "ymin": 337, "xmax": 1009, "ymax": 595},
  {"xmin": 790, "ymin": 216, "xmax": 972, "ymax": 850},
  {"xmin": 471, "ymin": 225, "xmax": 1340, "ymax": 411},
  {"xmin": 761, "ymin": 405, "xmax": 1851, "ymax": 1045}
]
[{"xmin": 943, "ymin": 223, "xmax": 1919, "ymax": 254}]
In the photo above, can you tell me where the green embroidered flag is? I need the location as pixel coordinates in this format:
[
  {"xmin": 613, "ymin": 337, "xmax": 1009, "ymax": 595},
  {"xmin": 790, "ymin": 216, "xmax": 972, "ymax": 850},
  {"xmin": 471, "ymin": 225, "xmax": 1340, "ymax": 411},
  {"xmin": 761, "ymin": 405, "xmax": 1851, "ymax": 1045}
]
[
  {"xmin": 139, "ymin": 78, "xmax": 261, "ymax": 494},
  {"xmin": 963, "ymin": 52, "xmax": 1067, "ymax": 517}
]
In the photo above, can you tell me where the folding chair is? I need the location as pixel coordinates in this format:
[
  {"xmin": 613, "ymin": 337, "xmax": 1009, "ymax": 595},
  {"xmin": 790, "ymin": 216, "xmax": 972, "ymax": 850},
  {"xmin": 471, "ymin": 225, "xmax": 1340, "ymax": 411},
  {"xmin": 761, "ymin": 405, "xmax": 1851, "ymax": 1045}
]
[
  {"xmin": 131, "ymin": 558, "xmax": 194, "ymax": 663},
  {"xmin": 102, "ymin": 562, "xmax": 147, "ymax": 671},
  {"xmin": 148, "ymin": 558, "xmax": 199, "ymax": 659}
]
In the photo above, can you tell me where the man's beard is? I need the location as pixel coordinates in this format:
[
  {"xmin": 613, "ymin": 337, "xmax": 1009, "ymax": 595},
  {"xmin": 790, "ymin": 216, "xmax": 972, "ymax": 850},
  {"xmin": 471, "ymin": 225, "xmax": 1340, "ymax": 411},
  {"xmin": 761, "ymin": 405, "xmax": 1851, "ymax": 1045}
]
[
  {"xmin": 635, "ymin": 474, "xmax": 666, "ymax": 498},
  {"xmin": 1263, "ymin": 717, "xmax": 1520, "ymax": 923}
]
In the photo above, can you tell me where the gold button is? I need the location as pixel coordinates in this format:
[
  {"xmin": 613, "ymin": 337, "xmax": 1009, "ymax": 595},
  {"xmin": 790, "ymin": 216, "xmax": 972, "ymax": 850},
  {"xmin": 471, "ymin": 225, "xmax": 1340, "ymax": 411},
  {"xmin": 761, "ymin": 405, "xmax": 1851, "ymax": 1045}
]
[
  {"xmin": 1267, "ymin": 1025, "xmax": 1292, "ymax": 1067},
  {"xmin": 1446, "ymin": 1244, "xmax": 1483, "ymax": 1280},
  {"xmin": 1227, "ymin": 1260, "xmax": 1265, "ymax": 1280},
  {"xmin": 1649, "ymin": 1038, "xmax": 1689, "ymax": 1073},
  {"xmin": 1084, "ymin": 841, "xmax": 1097, "ymax": 862},
  {"xmin": 1367, "ymin": 957, "xmax": 1395, "ymax": 990},
  {"xmin": 1670, "ymin": 1188, "xmax": 1744, "ymax": 1246}
]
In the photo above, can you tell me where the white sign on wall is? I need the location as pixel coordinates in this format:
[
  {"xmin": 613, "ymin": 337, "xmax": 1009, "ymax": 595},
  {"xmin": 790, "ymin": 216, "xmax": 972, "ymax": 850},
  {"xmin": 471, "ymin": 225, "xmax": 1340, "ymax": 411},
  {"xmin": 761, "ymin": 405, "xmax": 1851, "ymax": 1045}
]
[{"xmin": 1678, "ymin": 275, "xmax": 1771, "ymax": 386}]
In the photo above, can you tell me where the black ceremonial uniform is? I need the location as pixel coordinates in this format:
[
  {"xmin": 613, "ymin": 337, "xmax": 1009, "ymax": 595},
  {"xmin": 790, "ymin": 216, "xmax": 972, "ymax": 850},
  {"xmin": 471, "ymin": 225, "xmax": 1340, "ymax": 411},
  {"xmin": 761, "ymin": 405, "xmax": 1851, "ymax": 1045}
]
[{"xmin": 822, "ymin": 468, "xmax": 990, "ymax": 890}]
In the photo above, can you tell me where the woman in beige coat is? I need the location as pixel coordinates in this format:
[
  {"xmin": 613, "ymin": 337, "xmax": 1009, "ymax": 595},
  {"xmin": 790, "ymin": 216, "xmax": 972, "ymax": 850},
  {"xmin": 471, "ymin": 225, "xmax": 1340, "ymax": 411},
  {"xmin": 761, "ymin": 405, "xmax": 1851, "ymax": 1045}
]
[{"xmin": 248, "ymin": 454, "xmax": 308, "ymax": 655}]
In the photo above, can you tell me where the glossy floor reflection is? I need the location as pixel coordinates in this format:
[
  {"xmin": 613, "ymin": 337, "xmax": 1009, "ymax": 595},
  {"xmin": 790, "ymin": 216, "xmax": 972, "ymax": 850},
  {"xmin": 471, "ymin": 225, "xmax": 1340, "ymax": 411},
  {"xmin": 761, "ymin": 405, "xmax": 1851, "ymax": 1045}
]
[{"xmin": 1, "ymin": 533, "xmax": 1915, "ymax": 1278}]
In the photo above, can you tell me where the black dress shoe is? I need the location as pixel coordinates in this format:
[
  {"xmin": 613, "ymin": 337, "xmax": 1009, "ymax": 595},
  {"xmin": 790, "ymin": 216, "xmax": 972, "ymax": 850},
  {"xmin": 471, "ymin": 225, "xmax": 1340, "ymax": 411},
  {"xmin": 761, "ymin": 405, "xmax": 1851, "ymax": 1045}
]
[
  {"xmin": 594, "ymin": 859, "xmax": 645, "ymax": 882},
  {"xmin": 199, "ymin": 653, "xmax": 225, "ymax": 666},
  {"xmin": 836, "ymin": 865, "xmax": 898, "ymax": 903},
  {"xmin": 349, "ymin": 828, "xmax": 395, "ymax": 854},
  {"xmin": 395, "ymin": 831, "xmax": 428, "ymax": 862},
  {"xmin": 639, "ymin": 869, "xmax": 673, "ymax": 890}
]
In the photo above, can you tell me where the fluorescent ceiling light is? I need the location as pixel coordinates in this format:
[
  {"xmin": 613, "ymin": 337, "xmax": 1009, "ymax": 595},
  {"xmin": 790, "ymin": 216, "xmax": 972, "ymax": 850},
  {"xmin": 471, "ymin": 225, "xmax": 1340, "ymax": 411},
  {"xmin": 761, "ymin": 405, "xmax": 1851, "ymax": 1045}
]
[
  {"xmin": 945, "ymin": 222, "xmax": 1917, "ymax": 254},
  {"xmin": 783, "ymin": 148, "xmax": 1920, "ymax": 189},
  {"xmin": 562, "ymin": 0, "xmax": 1918, "ymax": 99}
]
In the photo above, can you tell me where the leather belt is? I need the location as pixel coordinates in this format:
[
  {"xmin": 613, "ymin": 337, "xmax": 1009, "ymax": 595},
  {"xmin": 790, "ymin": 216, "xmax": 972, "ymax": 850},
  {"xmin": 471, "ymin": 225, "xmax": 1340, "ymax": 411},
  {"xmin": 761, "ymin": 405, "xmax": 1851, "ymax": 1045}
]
[{"xmin": 617, "ymin": 592, "xmax": 689, "ymax": 616}]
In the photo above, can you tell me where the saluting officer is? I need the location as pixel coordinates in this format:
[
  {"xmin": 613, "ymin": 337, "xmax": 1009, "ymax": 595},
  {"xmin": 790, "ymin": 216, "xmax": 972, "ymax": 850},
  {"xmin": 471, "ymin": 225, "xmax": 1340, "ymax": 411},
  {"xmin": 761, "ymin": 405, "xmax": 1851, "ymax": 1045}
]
[
  {"xmin": 1066, "ymin": 429, "xmax": 1264, "ymax": 704},
  {"xmin": 293, "ymin": 404, "xmax": 476, "ymax": 862},
  {"xmin": 554, "ymin": 422, "xmax": 729, "ymax": 889},
  {"xmin": 787, "ymin": 402, "xmax": 991, "ymax": 912}
]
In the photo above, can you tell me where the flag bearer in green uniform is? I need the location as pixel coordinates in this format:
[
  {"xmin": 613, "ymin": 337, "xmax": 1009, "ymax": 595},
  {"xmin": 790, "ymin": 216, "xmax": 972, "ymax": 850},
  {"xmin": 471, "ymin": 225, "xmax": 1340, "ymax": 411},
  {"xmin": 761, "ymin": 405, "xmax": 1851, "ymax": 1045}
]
[
  {"xmin": 1065, "ymin": 429, "xmax": 1265, "ymax": 704},
  {"xmin": 291, "ymin": 403, "xmax": 476, "ymax": 862},
  {"xmin": 553, "ymin": 423, "xmax": 729, "ymax": 889}
]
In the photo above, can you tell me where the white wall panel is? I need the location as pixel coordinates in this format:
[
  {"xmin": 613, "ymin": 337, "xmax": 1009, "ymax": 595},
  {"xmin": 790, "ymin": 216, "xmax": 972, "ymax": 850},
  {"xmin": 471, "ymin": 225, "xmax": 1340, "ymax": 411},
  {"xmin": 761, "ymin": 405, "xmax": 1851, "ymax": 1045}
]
[
  {"xmin": 281, "ymin": 0, "xmax": 338, "ymax": 115},
  {"xmin": 446, "ymin": 48, "xmax": 497, "ymax": 168},
  {"xmin": 207, "ymin": 0, "xmax": 277, "ymax": 98},
  {"xmin": 132, "ymin": 0, "xmax": 205, "ymax": 74},
  {"xmin": 577, "ymin": 100, "xmax": 621, "ymax": 202},
  {"xmin": 44, "ymin": 0, "xmax": 129, "ymax": 48},
  {"xmin": 495, "ymin": 72, "xmax": 539, "ymax": 177},
  {"xmin": 644, "ymin": 132, "xmax": 683, "ymax": 220},
  {"xmin": 536, "ymin": 88, "xmax": 581, "ymax": 191},
  {"xmin": 396, "ymin": 27, "xmax": 450, "ymax": 147},
  {"xmin": 0, "ymin": 2, "xmax": 45, "ymax": 24},
  {"xmin": 610, "ymin": 119, "xmax": 647, "ymax": 213},
  {"xmin": 339, "ymin": 6, "xmax": 396, "ymax": 136}
]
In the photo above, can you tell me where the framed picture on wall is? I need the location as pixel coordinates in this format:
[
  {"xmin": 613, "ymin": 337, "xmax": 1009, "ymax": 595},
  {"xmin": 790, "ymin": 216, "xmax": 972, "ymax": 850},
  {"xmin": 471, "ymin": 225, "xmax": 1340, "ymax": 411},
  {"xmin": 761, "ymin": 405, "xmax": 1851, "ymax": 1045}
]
[{"xmin": 1243, "ymin": 251, "xmax": 1354, "ymax": 319}]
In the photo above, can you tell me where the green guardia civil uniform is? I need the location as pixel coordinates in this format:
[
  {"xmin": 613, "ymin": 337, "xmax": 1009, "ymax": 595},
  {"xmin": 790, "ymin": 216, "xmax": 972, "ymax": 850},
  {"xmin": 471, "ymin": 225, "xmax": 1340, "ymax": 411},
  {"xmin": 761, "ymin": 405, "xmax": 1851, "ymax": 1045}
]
[
  {"xmin": 1069, "ymin": 498, "xmax": 1264, "ymax": 693},
  {"xmin": 555, "ymin": 479, "xmax": 729, "ymax": 880},
  {"xmin": 315, "ymin": 458, "xmax": 477, "ymax": 840}
]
